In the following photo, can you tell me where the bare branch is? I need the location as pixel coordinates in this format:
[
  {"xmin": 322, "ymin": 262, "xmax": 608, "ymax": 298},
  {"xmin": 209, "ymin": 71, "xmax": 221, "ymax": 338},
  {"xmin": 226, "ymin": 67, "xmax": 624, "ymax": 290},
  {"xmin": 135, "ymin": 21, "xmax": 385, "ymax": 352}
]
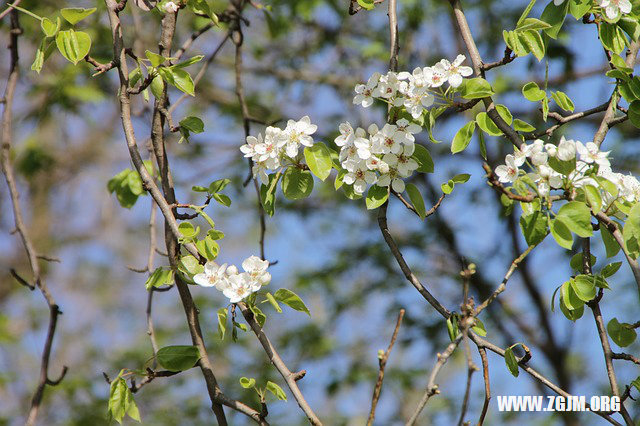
[{"xmin": 367, "ymin": 309, "xmax": 405, "ymax": 426}]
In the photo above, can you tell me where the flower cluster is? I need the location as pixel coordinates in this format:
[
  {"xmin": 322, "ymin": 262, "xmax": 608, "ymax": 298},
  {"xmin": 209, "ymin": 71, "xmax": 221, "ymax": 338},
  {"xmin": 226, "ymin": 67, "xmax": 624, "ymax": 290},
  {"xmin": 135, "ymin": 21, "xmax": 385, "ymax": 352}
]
[
  {"xmin": 194, "ymin": 256, "xmax": 271, "ymax": 303},
  {"xmin": 335, "ymin": 119, "xmax": 420, "ymax": 194},
  {"xmin": 240, "ymin": 116, "xmax": 318, "ymax": 183},
  {"xmin": 163, "ymin": 1, "xmax": 179, "ymax": 13},
  {"xmin": 495, "ymin": 136, "xmax": 640, "ymax": 207},
  {"xmin": 553, "ymin": 0, "xmax": 631, "ymax": 20},
  {"xmin": 353, "ymin": 54, "xmax": 473, "ymax": 119}
]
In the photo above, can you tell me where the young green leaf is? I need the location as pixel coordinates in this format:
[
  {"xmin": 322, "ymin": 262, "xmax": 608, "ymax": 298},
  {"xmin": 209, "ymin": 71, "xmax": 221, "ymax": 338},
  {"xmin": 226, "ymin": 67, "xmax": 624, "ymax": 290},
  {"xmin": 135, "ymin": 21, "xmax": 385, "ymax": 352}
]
[
  {"xmin": 55, "ymin": 29, "xmax": 91, "ymax": 65},
  {"xmin": 607, "ymin": 318, "xmax": 637, "ymax": 347},
  {"xmin": 451, "ymin": 121, "xmax": 476, "ymax": 153},
  {"xmin": 365, "ymin": 185, "xmax": 389, "ymax": 210},
  {"xmin": 239, "ymin": 377, "xmax": 256, "ymax": 389},
  {"xmin": 266, "ymin": 381, "xmax": 287, "ymax": 401},
  {"xmin": 504, "ymin": 347, "xmax": 519, "ymax": 377},
  {"xmin": 156, "ymin": 345, "xmax": 201, "ymax": 371},
  {"xmin": 145, "ymin": 267, "xmax": 174, "ymax": 290},
  {"xmin": 556, "ymin": 201, "xmax": 593, "ymax": 238},
  {"xmin": 60, "ymin": 7, "xmax": 97, "ymax": 25},
  {"xmin": 412, "ymin": 144, "xmax": 434, "ymax": 173},
  {"xmin": 405, "ymin": 183, "xmax": 426, "ymax": 219},
  {"xmin": 282, "ymin": 168, "xmax": 314, "ymax": 200},
  {"xmin": 460, "ymin": 77, "xmax": 494, "ymax": 99},
  {"xmin": 274, "ymin": 288, "xmax": 310, "ymax": 315},
  {"xmin": 304, "ymin": 144, "xmax": 333, "ymax": 181},
  {"xmin": 217, "ymin": 308, "xmax": 227, "ymax": 339}
]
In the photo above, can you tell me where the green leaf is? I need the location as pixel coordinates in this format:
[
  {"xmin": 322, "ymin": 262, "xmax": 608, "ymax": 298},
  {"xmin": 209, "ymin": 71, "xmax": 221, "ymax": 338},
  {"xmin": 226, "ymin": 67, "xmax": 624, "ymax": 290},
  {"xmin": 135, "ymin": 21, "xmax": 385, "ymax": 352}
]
[
  {"xmin": 147, "ymin": 74, "xmax": 163, "ymax": 99},
  {"xmin": 260, "ymin": 173, "xmax": 280, "ymax": 216},
  {"xmin": 568, "ymin": 0, "xmax": 591, "ymax": 19},
  {"xmin": 266, "ymin": 381, "xmax": 287, "ymax": 401},
  {"xmin": 304, "ymin": 144, "xmax": 333, "ymax": 181},
  {"xmin": 180, "ymin": 116, "xmax": 204, "ymax": 133},
  {"xmin": 178, "ymin": 222, "xmax": 199, "ymax": 239},
  {"xmin": 631, "ymin": 376, "xmax": 640, "ymax": 392},
  {"xmin": 208, "ymin": 178, "xmax": 230, "ymax": 193},
  {"xmin": 522, "ymin": 81, "xmax": 546, "ymax": 101},
  {"xmin": 599, "ymin": 23, "xmax": 627, "ymax": 55},
  {"xmin": 125, "ymin": 388, "xmax": 141, "ymax": 422},
  {"xmin": 519, "ymin": 211, "xmax": 548, "ymax": 245},
  {"xmin": 250, "ymin": 304, "xmax": 267, "ymax": 328},
  {"xmin": 550, "ymin": 217, "xmax": 574, "ymax": 250},
  {"xmin": 212, "ymin": 193, "xmax": 231, "ymax": 207},
  {"xmin": 556, "ymin": 201, "xmax": 593, "ymax": 238},
  {"xmin": 108, "ymin": 377, "xmax": 128, "ymax": 423},
  {"xmin": 357, "ymin": 0, "xmax": 375, "ymax": 10},
  {"xmin": 601, "ymin": 226, "xmax": 621, "ymax": 258},
  {"xmin": 187, "ymin": 0, "xmax": 219, "ymax": 24},
  {"xmin": 623, "ymin": 202, "xmax": 640, "ymax": 259},
  {"xmin": 178, "ymin": 255, "xmax": 203, "ymax": 276},
  {"xmin": 513, "ymin": 119, "xmax": 536, "ymax": 132},
  {"xmin": 472, "ymin": 318, "xmax": 487, "ymax": 337},
  {"xmin": 265, "ymin": 292, "xmax": 282, "ymax": 313},
  {"xmin": 516, "ymin": 18, "xmax": 551, "ymax": 32},
  {"xmin": 460, "ymin": 77, "xmax": 494, "ymax": 99},
  {"xmin": 282, "ymin": 168, "xmax": 314, "ymax": 200},
  {"xmin": 195, "ymin": 236, "xmax": 219, "ymax": 260},
  {"xmin": 559, "ymin": 296, "xmax": 584, "ymax": 321},
  {"xmin": 405, "ymin": 183, "xmax": 426, "ymax": 219},
  {"xmin": 583, "ymin": 185, "xmax": 602, "ymax": 212},
  {"xmin": 441, "ymin": 180, "xmax": 455, "ymax": 195},
  {"xmin": 365, "ymin": 185, "xmax": 389, "ymax": 210},
  {"xmin": 55, "ymin": 29, "xmax": 91, "ymax": 65},
  {"xmin": 540, "ymin": 0, "xmax": 569, "ymax": 39},
  {"xmin": 447, "ymin": 315, "xmax": 459, "ymax": 341},
  {"xmin": 60, "ymin": 7, "xmax": 96, "ymax": 25},
  {"xmin": 521, "ymin": 30, "xmax": 545, "ymax": 61},
  {"xmin": 607, "ymin": 318, "xmax": 637, "ymax": 347},
  {"xmin": 274, "ymin": 288, "xmax": 310, "ymax": 316},
  {"xmin": 504, "ymin": 347, "xmax": 519, "ymax": 377},
  {"xmin": 172, "ymin": 68, "xmax": 196, "ymax": 96},
  {"xmin": 412, "ymin": 144, "xmax": 434, "ymax": 173},
  {"xmin": 145, "ymin": 267, "xmax": 174, "ymax": 290},
  {"xmin": 451, "ymin": 121, "xmax": 476, "ymax": 153},
  {"xmin": 40, "ymin": 17, "xmax": 60, "ymax": 38},
  {"xmin": 145, "ymin": 50, "xmax": 166, "ymax": 67},
  {"xmin": 516, "ymin": 0, "xmax": 538, "ymax": 27},
  {"xmin": 551, "ymin": 91, "xmax": 575, "ymax": 112},
  {"xmin": 239, "ymin": 377, "xmax": 256, "ymax": 389},
  {"xmin": 31, "ymin": 38, "xmax": 55, "ymax": 73},
  {"xmin": 571, "ymin": 275, "xmax": 596, "ymax": 302},
  {"xmin": 217, "ymin": 308, "xmax": 227, "ymax": 339},
  {"xmin": 156, "ymin": 345, "xmax": 201, "ymax": 372},
  {"xmin": 561, "ymin": 280, "xmax": 583, "ymax": 311},
  {"xmin": 601, "ymin": 261, "xmax": 622, "ymax": 278},
  {"xmin": 475, "ymin": 112, "xmax": 501, "ymax": 136},
  {"xmin": 569, "ymin": 253, "xmax": 596, "ymax": 271}
]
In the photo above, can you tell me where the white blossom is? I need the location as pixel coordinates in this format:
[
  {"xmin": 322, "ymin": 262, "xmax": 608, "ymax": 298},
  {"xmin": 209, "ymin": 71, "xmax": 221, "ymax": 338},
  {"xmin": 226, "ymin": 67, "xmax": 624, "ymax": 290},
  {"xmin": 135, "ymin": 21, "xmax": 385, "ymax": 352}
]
[
  {"xmin": 163, "ymin": 1, "xmax": 179, "ymax": 13},
  {"xmin": 242, "ymin": 255, "xmax": 271, "ymax": 286},
  {"xmin": 343, "ymin": 159, "xmax": 377, "ymax": 194},
  {"xmin": 283, "ymin": 116, "xmax": 317, "ymax": 157},
  {"xmin": 576, "ymin": 141, "xmax": 610, "ymax": 167},
  {"xmin": 495, "ymin": 154, "xmax": 519, "ymax": 183},
  {"xmin": 353, "ymin": 72, "xmax": 380, "ymax": 107},
  {"xmin": 438, "ymin": 55, "xmax": 473, "ymax": 88},
  {"xmin": 194, "ymin": 261, "xmax": 230, "ymax": 291},
  {"xmin": 222, "ymin": 273, "xmax": 260, "ymax": 304},
  {"xmin": 597, "ymin": 0, "xmax": 632, "ymax": 20},
  {"xmin": 557, "ymin": 136, "xmax": 576, "ymax": 161}
]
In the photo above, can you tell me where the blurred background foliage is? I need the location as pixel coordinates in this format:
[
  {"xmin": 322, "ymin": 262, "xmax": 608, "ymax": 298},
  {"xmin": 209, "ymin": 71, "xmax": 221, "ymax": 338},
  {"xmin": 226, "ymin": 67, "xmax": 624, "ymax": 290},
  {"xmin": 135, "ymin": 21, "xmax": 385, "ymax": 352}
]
[{"xmin": 0, "ymin": 0, "xmax": 639, "ymax": 425}]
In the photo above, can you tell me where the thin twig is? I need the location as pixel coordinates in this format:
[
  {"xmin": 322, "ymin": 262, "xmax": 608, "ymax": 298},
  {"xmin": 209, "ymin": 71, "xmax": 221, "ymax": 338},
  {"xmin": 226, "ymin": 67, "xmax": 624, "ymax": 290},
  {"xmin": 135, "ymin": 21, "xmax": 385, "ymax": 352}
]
[
  {"xmin": 367, "ymin": 309, "xmax": 405, "ymax": 426},
  {"xmin": 405, "ymin": 335, "xmax": 462, "ymax": 426}
]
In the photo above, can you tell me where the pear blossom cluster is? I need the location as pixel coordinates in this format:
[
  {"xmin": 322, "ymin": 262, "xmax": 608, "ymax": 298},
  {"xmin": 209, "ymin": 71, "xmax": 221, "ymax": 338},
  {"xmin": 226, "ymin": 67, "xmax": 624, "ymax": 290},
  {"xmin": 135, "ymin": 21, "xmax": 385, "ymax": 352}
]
[
  {"xmin": 240, "ymin": 116, "xmax": 318, "ymax": 183},
  {"xmin": 495, "ymin": 136, "xmax": 640, "ymax": 208},
  {"xmin": 553, "ymin": 0, "xmax": 631, "ymax": 20},
  {"xmin": 335, "ymin": 119, "xmax": 421, "ymax": 194},
  {"xmin": 194, "ymin": 256, "xmax": 271, "ymax": 303},
  {"xmin": 353, "ymin": 55, "xmax": 473, "ymax": 119}
]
